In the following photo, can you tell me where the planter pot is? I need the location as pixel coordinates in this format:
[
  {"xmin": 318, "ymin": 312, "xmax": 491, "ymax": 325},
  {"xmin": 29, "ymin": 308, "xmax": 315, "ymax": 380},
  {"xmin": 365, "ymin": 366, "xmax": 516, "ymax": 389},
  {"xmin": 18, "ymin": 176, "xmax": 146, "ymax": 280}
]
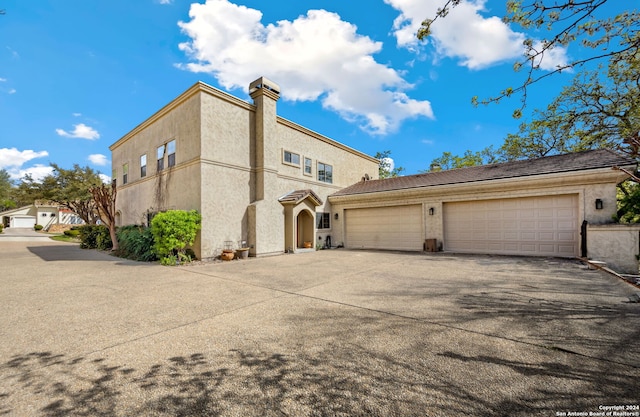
[
  {"xmin": 236, "ymin": 248, "xmax": 250, "ymax": 259},
  {"xmin": 303, "ymin": 241, "xmax": 313, "ymax": 249},
  {"xmin": 221, "ymin": 250, "xmax": 235, "ymax": 261}
]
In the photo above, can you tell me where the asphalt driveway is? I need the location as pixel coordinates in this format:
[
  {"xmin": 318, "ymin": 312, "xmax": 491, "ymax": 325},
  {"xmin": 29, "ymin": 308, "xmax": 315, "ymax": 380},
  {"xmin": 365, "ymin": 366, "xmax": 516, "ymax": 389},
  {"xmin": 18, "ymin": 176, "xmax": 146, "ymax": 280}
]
[{"xmin": 0, "ymin": 239, "xmax": 638, "ymax": 416}]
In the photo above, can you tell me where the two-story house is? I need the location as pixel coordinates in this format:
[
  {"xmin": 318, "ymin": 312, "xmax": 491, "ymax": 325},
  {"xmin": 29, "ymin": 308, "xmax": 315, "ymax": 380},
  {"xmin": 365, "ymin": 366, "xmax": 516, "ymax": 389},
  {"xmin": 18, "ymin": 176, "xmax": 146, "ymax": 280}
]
[
  {"xmin": 110, "ymin": 76, "xmax": 637, "ymax": 272},
  {"xmin": 109, "ymin": 77, "xmax": 379, "ymax": 259}
]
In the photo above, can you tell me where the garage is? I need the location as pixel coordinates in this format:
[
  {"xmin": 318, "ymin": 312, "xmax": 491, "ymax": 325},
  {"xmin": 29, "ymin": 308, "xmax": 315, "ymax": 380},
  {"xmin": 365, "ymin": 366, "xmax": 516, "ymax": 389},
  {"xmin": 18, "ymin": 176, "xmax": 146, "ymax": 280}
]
[
  {"xmin": 345, "ymin": 205, "xmax": 423, "ymax": 251},
  {"xmin": 443, "ymin": 195, "xmax": 579, "ymax": 257},
  {"xmin": 9, "ymin": 215, "xmax": 36, "ymax": 228}
]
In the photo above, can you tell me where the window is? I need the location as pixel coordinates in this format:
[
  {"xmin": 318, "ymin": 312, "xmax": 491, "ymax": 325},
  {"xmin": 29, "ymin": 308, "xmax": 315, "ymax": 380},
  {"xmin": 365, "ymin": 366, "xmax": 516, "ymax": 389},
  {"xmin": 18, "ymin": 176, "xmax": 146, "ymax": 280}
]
[
  {"xmin": 318, "ymin": 162, "xmax": 333, "ymax": 183},
  {"xmin": 304, "ymin": 157, "xmax": 312, "ymax": 175},
  {"xmin": 316, "ymin": 212, "xmax": 330, "ymax": 229},
  {"xmin": 157, "ymin": 144, "xmax": 165, "ymax": 172},
  {"xmin": 122, "ymin": 163, "xmax": 129, "ymax": 185},
  {"xmin": 167, "ymin": 140, "xmax": 176, "ymax": 168},
  {"xmin": 283, "ymin": 150, "xmax": 300, "ymax": 166},
  {"xmin": 140, "ymin": 154, "xmax": 147, "ymax": 178}
]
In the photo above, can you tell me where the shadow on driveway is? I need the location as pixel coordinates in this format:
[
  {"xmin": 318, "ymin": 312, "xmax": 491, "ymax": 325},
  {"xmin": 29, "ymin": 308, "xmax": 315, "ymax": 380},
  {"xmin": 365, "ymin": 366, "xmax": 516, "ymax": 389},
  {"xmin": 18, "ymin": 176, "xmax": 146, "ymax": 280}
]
[
  {"xmin": 27, "ymin": 245, "xmax": 118, "ymax": 262},
  {"xmin": 1, "ymin": 341, "xmax": 638, "ymax": 417}
]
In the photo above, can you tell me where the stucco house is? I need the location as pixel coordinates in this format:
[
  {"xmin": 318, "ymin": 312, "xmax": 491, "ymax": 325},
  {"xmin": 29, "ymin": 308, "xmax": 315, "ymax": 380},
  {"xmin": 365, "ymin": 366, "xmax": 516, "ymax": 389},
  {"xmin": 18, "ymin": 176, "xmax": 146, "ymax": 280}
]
[
  {"xmin": 110, "ymin": 77, "xmax": 637, "ymax": 271},
  {"xmin": 109, "ymin": 77, "xmax": 379, "ymax": 258},
  {"xmin": 0, "ymin": 202, "xmax": 84, "ymax": 229}
]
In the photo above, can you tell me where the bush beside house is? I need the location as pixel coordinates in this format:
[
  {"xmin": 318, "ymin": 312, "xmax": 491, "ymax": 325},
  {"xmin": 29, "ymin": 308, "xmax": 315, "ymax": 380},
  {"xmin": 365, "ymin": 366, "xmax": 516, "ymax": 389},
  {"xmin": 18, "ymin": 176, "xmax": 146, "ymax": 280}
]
[
  {"xmin": 151, "ymin": 210, "xmax": 202, "ymax": 266},
  {"xmin": 115, "ymin": 225, "xmax": 157, "ymax": 262}
]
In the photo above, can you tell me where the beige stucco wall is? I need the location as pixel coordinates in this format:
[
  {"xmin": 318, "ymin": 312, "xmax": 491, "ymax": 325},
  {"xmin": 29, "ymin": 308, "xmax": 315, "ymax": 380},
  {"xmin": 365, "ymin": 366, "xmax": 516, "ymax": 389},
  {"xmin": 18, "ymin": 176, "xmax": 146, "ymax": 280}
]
[
  {"xmin": 329, "ymin": 169, "xmax": 629, "ymax": 252},
  {"xmin": 110, "ymin": 80, "xmax": 379, "ymax": 259},
  {"xmin": 111, "ymin": 87, "xmax": 204, "ymax": 254},
  {"xmin": 274, "ymin": 118, "xmax": 379, "ymax": 248},
  {"xmin": 587, "ymin": 224, "xmax": 640, "ymax": 274}
]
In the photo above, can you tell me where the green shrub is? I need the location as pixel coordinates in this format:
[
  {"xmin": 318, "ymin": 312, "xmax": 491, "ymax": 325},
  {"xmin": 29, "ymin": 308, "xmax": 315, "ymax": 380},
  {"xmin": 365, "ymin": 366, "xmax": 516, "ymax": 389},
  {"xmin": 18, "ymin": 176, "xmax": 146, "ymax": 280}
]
[
  {"xmin": 151, "ymin": 210, "xmax": 201, "ymax": 265},
  {"xmin": 34, "ymin": 224, "xmax": 43, "ymax": 231},
  {"xmin": 0, "ymin": 224, "xmax": 3, "ymax": 233},
  {"xmin": 63, "ymin": 229, "xmax": 80, "ymax": 237},
  {"xmin": 78, "ymin": 224, "xmax": 112, "ymax": 250},
  {"xmin": 116, "ymin": 225, "xmax": 157, "ymax": 262}
]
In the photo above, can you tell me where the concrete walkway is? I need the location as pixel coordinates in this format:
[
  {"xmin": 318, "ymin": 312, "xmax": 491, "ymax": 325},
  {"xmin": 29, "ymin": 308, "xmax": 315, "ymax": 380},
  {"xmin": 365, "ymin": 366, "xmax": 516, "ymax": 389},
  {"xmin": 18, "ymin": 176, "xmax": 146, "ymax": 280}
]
[
  {"xmin": 0, "ymin": 241, "xmax": 638, "ymax": 416},
  {"xmin": 0, "ymin": 227, "xmax": 56, "ymax": 241}
]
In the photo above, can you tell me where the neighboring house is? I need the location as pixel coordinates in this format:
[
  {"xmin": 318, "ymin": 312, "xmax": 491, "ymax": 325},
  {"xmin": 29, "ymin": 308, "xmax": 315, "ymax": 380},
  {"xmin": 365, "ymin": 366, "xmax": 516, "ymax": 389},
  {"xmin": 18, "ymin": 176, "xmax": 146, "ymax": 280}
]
[
  {"xmin": 109, "ymin": 77, "xmax": 380, "ymax": 258},
  {"xmin": 0, "ymin": 202, "xmax": 84, "ymax": 229},
  {"xmin": 110, "ymin": 76, "xmax": 637, "ymax": 269}
]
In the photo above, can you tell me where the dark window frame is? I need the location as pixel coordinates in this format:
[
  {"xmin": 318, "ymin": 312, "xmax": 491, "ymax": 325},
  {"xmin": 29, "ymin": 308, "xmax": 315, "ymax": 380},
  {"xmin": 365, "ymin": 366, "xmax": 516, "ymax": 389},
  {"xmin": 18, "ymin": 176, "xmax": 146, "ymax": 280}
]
[
  {"xmin": 283, "ymin": 150, "xmax": 300, "ymax": 166},
  {"xmin": 316, "ymin": 212, "xmax": 331, "ymax": 229},
  {"xmin": 318, "ymin": 162, "xmax": 333, "ymax": 184}
]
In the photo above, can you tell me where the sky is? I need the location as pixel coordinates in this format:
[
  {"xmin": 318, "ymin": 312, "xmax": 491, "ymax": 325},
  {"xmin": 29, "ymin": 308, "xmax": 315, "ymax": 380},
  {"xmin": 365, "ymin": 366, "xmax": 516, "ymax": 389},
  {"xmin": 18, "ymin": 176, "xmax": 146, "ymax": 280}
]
[{"xmin": 0, "ymin": 0, "xmax": 613, "ymax": 182}]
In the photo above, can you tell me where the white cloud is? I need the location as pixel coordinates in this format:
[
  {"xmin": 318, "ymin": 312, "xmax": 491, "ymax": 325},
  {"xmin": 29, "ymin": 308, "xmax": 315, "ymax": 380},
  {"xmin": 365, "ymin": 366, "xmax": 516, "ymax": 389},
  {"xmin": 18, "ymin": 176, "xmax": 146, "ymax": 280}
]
[
  {"xmin": 0, "ymin": 148, "xmax": 50, "ymax": 180},
  {"xmin": 385, "ymin": 0, "xmax": 568, "ymax": 70},
  {"xmin": 55, "ymin": 123, "xmax": 100, "ymax": 140},
  {"xmin": 15, "ymin": 164, "xmax": 55, "ymax": 182},
  {"xmin": 381, "ymin": 157, "xmax": 395, "ymax": 172},
  {"xmin": 8, "ymin": 89, "xmax": 16, "ymax": 94},
  {"xmin": 158, "ymin": 0, "xmax": 172, "ymax": 4},
  {"xmin": 0, "ymin": 147, "xmax": 48, "ymax": 169},
  {"xmin": 72, "ymin": 112, "xmax": 82, "ymax": 117},
  {"xmin": 177, "ymin": 0, "xmax": 433, "ymax": 135},
  {"xmin": 88, "ymin": 154, "xmax": 109, "ymax": 166},
  {"xmin": 0, "ymin": 77, "xmax": 6, "ymax": 82},
  {"xmin": 99, "ymin": 173, "xmax": 112, "ymax": 184}
]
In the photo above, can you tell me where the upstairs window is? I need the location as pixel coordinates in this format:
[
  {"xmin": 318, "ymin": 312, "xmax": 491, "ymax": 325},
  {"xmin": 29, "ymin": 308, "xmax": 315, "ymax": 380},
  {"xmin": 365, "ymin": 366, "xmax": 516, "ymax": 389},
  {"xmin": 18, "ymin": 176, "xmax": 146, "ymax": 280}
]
[
  {"xmin": 140, "ymin": 154, "xmax": 147, "ymax": 178},
  {"xmin": 122, "ymin": 163, "xmax": 129, "ymax": 185},
  {"xmin": 316, "ymin": 212, "xmax": 330, "ymax": 229},
  {"xmin": 318, "ymin": 162, "xmax": 333, "ymax": 184},
  {"xmin": 157, "ymin": 144, "xmax": 165, "ymax": 172},
  {"xmin": 304, "ymin": 157, "xmax": 312, "ymax": 176},
  {"xmin": 167, "ymin": 140, "xmax": 176, "ymax": 168},
  {"xmin": 283, "ymin": 150, "xmax": 300, "ymax": 166}
]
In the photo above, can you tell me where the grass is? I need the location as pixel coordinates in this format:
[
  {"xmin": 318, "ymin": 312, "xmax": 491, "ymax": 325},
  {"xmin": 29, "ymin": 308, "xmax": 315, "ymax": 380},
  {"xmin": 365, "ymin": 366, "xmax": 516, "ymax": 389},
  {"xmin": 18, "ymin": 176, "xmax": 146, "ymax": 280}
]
[{"xmin": 49, "ymin": 234, "xmax": 80, "ymax": 243}]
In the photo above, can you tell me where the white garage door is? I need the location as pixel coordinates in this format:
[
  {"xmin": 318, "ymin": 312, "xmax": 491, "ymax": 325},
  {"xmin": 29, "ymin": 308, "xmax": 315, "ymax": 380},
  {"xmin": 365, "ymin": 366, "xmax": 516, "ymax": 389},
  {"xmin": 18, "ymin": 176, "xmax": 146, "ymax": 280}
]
[
  {"xmin": 444, "ymin": 195, "xmax": 579, "ymax": 257},
  {"xmin": 345, "ymin": 205, "xmax": 423, "ymax": 251},
  {"xmin": 10, "ymin": 216, "xmax": 36, "ymax": 228}
]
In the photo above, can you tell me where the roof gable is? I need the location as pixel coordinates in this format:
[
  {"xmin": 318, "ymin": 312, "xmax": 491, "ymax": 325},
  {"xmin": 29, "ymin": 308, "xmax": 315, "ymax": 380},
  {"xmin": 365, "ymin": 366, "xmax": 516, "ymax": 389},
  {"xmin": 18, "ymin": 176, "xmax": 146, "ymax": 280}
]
[
  {"xmin": 332, "ymin": 149, "xmax": 636, "ymax": 197},
  {"xmin": 278, "ymin": 189, "xmax": 323, "ymax": 206}
]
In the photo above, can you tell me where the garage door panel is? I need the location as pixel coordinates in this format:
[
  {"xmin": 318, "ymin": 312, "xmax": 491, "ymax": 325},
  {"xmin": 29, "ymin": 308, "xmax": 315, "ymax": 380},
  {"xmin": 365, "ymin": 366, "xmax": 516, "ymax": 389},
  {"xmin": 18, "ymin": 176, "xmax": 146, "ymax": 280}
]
[
  {"xmin": 345, "ymin": 205, "xmax": 423, "ymax": 251},
  {"xmin": 444, "ymin": 195, "xmax": 579, "ymax": 257}
]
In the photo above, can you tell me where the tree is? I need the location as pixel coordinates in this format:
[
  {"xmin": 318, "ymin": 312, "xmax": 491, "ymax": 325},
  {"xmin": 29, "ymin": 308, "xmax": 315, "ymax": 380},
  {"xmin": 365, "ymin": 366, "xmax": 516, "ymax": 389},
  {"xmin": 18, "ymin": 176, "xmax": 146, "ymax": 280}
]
[
  {"xmin": 419, "ymin": 0, "xmax": 640, "ymax": 116},
  {"xmin": 90, "ymin": 181, "xmax": 118, "ymax": 251},
  {"xmin": 12, "ymin": 173, "xmax": 44, "ymax": 207},
  {"xmin": 41, "ymin": 164, "xmax": 103, "ymax": 224},
  {"xmin": 0, "ymin": 169, "xmax": 16, "ymax": 212},
  {"xmin": 426, "ymin": 147, "xmax": 498, "ymax": 171},
  {"xmin": 502, "ymin": 57, "xmax": 640, "ymax": 160},
  {"xmin": 375, "ymin": 150, "xmax": 405, "ymax": 179}
]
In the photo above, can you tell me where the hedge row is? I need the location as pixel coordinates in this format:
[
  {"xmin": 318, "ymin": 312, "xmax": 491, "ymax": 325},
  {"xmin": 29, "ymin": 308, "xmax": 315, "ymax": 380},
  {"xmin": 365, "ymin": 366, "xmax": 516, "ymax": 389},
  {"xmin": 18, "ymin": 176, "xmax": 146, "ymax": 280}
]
[{"xmin": 76, "ymin": 210, "xmax": 201, "ymax": 264}]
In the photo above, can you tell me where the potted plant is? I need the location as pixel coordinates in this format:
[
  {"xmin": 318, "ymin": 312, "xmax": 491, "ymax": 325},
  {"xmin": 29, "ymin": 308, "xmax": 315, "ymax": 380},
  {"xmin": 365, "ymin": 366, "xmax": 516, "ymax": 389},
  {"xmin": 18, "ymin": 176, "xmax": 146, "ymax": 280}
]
[
  {"xmin": 236, "ymin": 240, "xmax": 250, "ymax": 259},
  {"xmin": 221, "ymin": 240, "xmax": 235, "ymax": 261}
]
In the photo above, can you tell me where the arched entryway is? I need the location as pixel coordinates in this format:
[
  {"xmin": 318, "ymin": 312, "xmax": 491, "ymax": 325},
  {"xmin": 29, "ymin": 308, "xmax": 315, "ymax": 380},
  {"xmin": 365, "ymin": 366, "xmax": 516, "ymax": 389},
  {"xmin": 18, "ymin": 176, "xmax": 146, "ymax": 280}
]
[
  {"xmin": 279, "ymin": 189, "xmax": 324, "ymax": 253},
  {"xmin": 296, "ymin": 209, "xmax": 314, "ymax": 249}
]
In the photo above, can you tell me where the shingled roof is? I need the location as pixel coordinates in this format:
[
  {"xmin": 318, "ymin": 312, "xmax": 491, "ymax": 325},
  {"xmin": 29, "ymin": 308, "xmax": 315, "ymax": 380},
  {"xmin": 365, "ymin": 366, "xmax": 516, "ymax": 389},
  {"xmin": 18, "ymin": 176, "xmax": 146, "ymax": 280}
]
[
  {"xmin": 332, "ymin": 149, "xmax": 636, "ymax": 197},
  {"xmin": 278, "ymin": 189, "xmax": 323, "ymax": 206}
]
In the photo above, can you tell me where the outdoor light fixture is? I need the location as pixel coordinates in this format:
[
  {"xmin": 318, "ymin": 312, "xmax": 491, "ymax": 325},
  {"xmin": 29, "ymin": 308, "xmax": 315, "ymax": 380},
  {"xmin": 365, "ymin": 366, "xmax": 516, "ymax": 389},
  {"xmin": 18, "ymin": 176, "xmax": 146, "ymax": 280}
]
[
  {"xmin": 429, "ymin": 207, "xmax": 435, "ymax": 216},
  {"xmin": 595, "ymin": 199, "xmax": 603, "ymax": 210},
  {"xmin": 334, "ymin": 213, "xmax": 339, "ymax": 220}
]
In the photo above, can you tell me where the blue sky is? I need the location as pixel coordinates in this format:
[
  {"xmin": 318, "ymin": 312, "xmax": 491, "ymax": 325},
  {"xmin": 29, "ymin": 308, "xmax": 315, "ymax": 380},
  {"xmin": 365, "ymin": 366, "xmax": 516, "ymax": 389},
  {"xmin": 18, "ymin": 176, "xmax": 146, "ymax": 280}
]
[{"xmin": 0, "ymin": 0, "xmax": 604, "ymax": 181}]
